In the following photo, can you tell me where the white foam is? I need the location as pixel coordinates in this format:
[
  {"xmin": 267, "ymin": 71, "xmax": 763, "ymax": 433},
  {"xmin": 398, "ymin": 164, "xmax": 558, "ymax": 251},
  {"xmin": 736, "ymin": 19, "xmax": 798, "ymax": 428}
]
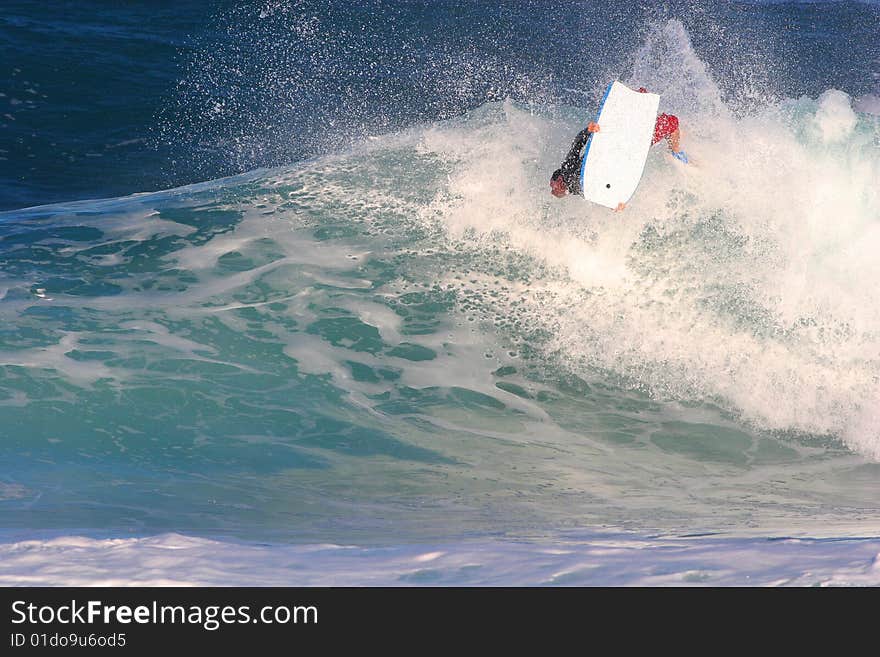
[
  {"xmin": 413, "ymin": 21, "xmax": 880, "ymax": 459},
  {"xmin": 813, "ymin": 89, "xmax": 858, "ymax": 142},
  {"xmin": 1, "ymin": 531, "xmax": 878, "ymax": 586}
]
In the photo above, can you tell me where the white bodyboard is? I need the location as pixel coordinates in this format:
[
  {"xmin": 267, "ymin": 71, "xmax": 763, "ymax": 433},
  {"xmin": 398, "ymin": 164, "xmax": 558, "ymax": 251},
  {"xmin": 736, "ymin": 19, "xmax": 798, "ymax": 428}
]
[{"xmin": 580, "ymin": 81, "xmax": 660, "ymax": 209}]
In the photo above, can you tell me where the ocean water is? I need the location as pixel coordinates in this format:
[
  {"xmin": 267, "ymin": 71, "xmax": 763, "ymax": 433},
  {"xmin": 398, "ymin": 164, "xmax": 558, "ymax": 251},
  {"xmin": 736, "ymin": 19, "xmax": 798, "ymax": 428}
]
[{"xmin": 1, "ymin": 0, "xmax": 880, "ymax": 586}]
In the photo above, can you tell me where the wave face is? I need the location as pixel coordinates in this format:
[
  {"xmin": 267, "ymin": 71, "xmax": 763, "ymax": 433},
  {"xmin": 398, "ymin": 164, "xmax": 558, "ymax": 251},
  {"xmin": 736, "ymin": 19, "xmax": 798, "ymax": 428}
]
[{"xmin": 2, "ymin": 2, "xmax": 880, "ymax": 582}]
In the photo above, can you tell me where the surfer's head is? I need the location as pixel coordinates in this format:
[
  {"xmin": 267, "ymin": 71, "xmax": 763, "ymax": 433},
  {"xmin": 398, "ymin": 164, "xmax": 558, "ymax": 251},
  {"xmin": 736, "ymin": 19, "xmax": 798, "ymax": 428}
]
[{"xmin": 550, "ymin": 170, "xmax": 567, "ymax": 197}]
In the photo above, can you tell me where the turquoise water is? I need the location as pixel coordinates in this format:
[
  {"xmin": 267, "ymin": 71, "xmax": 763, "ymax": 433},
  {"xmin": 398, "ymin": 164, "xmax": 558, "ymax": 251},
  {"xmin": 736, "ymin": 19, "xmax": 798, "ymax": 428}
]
[{"xmin": 3, "ymin": 61, "xmax": 880, "ymax": 545}]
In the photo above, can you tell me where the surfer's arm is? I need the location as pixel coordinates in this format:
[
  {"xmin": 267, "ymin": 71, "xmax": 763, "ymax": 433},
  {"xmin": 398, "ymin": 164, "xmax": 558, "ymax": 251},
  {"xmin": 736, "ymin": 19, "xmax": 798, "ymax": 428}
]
[
  {"xmin": 561, "ymin": 124, "xmax": 600, "ymax": 171},
  {"xmin": 560, "ymin": 128, "xmax": 591, "ymax": 173},
  {"xmin": 568, "ymin": 127, "xmax": 591, "ymax": 153}
]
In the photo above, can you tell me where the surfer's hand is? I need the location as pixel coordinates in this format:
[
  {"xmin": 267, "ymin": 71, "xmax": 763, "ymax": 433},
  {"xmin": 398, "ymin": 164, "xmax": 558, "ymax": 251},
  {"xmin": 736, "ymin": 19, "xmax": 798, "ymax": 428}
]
[
  {"xmin": 614, "ymin": 202, "xmax": 626, "ymax": 212},
  {"xmin": 587, "ymin": 122, "xmax": 600, "ymax": 133}
]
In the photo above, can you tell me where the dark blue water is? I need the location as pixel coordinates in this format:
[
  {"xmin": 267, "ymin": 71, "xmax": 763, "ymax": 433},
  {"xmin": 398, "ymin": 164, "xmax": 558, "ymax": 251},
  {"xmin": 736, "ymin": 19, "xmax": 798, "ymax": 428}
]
[{"xmin": 2, "ymin": 0, "xmax": 877, "ymax": 211}]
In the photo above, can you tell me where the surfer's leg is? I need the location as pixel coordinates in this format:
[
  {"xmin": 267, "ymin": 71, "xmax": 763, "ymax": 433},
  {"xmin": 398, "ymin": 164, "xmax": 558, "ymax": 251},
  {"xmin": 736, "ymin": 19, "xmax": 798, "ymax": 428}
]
[
  {"xmin": 653, "ymin": 114, "xmax": 680, "ymax": 150},
  {"xmin": 655, "ymin": 114, "xmax": 688, "ymax": 163}
]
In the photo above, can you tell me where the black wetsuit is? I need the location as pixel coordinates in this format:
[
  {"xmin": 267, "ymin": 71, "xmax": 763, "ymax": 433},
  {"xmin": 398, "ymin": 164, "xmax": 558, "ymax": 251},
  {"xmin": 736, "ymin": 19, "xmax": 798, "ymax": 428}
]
[{"xmin": 557, "ymin": 127, "xmax": 592, "ymax": 196}]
